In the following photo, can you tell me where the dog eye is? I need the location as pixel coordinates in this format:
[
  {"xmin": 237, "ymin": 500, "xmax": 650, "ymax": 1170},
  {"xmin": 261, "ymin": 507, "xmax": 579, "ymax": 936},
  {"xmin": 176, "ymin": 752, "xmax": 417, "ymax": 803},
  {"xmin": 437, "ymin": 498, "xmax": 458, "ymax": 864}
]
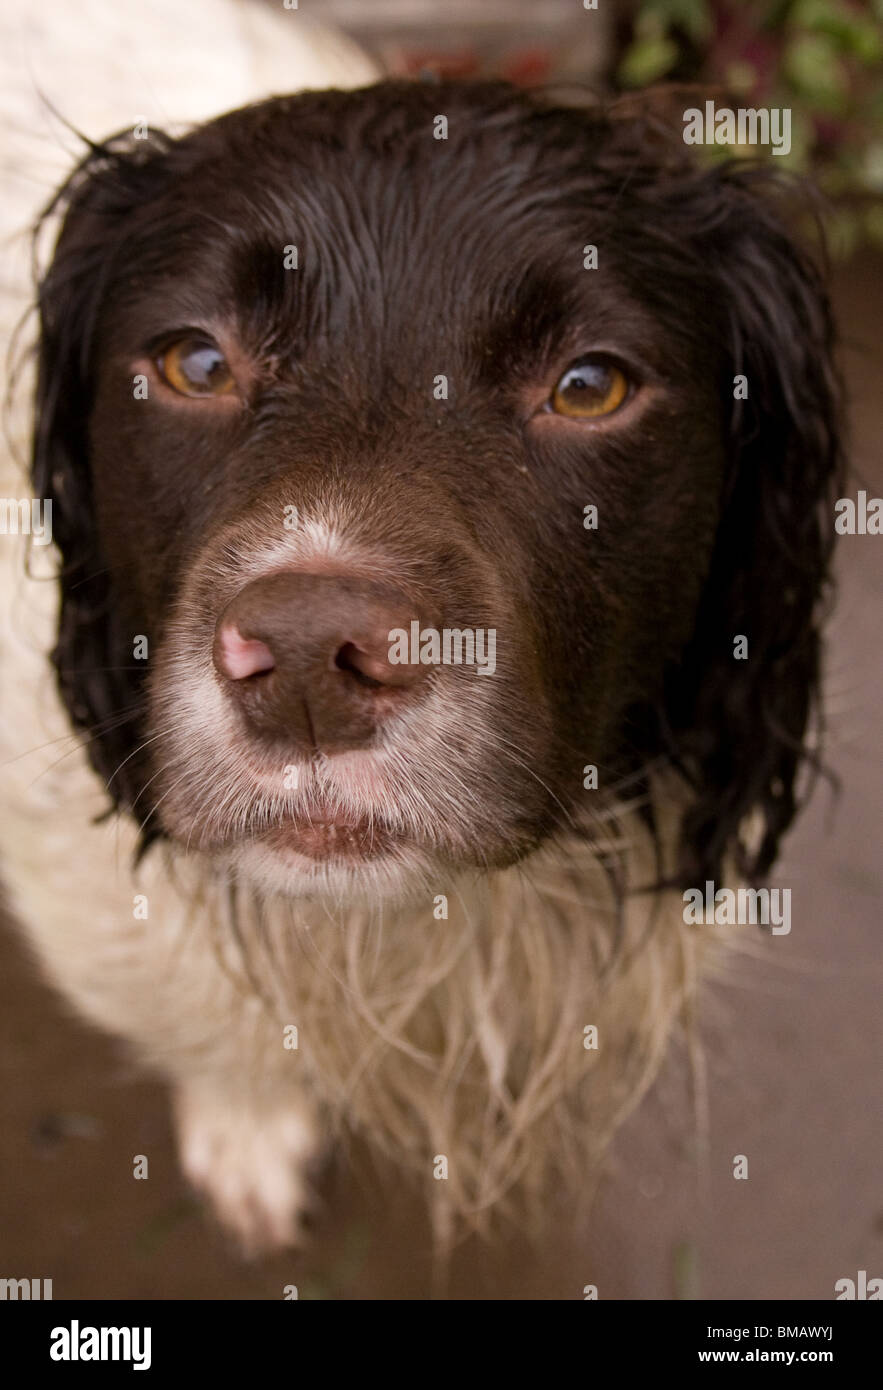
[
  {"xmin": 550, "ymin": 358, "xmax": 629, "ymax": 419},
  {"xmin": 158, "ymin": 337, "xmax": 235, "ymax": 397}
]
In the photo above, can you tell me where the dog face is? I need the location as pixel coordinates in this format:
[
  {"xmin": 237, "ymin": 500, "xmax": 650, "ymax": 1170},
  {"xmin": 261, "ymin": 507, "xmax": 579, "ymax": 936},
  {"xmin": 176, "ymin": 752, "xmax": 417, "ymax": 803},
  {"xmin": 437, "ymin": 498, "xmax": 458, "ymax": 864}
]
[{"xmin": 33, "ymin": 82, "xmax": 841, "ymax": 900}]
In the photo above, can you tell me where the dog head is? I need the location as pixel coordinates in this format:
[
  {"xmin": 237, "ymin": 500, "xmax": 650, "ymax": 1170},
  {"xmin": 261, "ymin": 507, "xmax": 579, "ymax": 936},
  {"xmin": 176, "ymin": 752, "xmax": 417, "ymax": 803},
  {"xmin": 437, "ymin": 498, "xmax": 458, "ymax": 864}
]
[{"xmin": 31, "ymin": 81, "xmax": 841, "ymax": 900}]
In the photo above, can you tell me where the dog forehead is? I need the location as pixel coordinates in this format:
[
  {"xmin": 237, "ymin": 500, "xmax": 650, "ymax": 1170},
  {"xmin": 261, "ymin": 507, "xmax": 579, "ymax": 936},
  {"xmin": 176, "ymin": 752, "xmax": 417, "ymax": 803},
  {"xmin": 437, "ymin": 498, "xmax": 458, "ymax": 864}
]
[
  {"xmin": 166, "ymin": 86, "xmax": 610, "ymax": 263},
  {"xmin": 245, "ymin": 185, "xmax": 639, "ymax": 349}
]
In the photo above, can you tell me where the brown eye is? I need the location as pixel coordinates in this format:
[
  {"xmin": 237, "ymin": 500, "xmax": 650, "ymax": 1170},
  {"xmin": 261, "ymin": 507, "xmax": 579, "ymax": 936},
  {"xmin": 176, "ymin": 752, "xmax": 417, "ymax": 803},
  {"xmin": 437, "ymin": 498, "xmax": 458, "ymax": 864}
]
[
  {"xmin": 551, "ymin": 358, "xmax": 629, "ymax": 419},
  {"xmin": 158, "ymin": 336, "xmax": 235, "ymax": 397}
]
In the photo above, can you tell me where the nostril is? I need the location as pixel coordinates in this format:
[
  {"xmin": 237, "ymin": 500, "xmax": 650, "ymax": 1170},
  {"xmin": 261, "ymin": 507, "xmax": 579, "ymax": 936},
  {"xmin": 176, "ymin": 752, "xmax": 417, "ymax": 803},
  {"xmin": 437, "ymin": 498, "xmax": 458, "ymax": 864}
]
[
  {"xmin": 333, "ymin": 641, "xmax": 387, "ymax": 689},
  {"xmin": 215, "ymin": 623, "xmax": 276, "ymax": 681}
]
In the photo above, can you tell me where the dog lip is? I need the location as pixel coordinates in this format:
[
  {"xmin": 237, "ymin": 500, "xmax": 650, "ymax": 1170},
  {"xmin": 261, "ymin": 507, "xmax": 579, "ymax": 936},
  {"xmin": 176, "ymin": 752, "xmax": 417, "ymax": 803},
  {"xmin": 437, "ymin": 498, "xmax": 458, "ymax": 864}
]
[{"xmin": 262, "ymin": 809, "xmax": 397, "ymax": 860}]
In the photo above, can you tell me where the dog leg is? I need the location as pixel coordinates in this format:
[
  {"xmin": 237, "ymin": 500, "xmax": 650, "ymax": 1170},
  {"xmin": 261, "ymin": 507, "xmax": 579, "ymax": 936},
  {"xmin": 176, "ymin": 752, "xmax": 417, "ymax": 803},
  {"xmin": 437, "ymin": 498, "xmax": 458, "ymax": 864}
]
[{"xmin": 172, "ymin": 1081, "xmax": 322, "ymax": 1255}]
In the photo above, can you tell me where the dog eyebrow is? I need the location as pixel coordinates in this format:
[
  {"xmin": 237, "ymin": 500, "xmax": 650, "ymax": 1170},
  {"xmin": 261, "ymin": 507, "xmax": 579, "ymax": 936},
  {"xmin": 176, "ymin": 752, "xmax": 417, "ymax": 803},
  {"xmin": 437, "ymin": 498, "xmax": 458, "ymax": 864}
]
[
  {"xmin": 229, "ymin": 238, "xmax": 299, "ymax": 334},
  {"xmin": 469, "ymin": 265, "xmax": 584, "ymax": 381}
]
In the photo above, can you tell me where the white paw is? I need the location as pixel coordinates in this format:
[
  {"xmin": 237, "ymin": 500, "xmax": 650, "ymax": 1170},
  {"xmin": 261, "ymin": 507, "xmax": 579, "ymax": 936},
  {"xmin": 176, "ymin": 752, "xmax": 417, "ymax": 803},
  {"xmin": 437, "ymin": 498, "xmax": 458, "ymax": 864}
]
[{"xmin": 173, "ymin": 1086, "xmax": 321, "ymax": 1255}]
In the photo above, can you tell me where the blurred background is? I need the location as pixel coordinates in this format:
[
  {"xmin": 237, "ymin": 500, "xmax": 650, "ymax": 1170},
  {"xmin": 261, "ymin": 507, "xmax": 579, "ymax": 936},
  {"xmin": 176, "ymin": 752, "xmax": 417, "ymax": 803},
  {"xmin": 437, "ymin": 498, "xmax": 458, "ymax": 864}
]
[{"xmin": 1, "ymin": 0, "xmax": 881, "ymax": 1299}]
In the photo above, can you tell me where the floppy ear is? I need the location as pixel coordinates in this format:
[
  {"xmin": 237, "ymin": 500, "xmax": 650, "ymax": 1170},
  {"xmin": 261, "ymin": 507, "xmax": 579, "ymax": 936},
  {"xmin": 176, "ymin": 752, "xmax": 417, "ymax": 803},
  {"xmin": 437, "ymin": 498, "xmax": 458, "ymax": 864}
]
[
  {"xmin": 31, "ymin": 131, "xmax": 175, "ymax": 822},
  {"xmin": 664, "ymin": 166, "xmax": 843, "ymax": 885}
]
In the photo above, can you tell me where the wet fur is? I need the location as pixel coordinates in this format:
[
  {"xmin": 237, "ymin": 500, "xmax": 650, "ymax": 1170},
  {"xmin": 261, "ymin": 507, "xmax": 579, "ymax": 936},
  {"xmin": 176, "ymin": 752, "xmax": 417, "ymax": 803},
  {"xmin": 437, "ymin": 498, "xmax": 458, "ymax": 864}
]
[{"xmin": 1, "ymin": 74, "xmax": 841, "ymax": 1248}]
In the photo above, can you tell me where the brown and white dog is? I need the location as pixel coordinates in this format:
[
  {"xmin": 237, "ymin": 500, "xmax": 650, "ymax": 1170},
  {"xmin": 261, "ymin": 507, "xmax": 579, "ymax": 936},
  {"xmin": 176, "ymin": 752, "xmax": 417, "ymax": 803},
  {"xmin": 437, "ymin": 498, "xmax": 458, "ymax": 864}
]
[{"xmin": 0, "ymin": 0, "xmax": 840, "ymax": 1252}]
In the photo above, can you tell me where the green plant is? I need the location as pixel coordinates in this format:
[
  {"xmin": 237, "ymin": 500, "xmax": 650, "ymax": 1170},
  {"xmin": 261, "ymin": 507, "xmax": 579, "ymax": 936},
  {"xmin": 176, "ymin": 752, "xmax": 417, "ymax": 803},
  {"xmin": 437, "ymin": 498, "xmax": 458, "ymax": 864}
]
[{"xmin": 617, "ymin": 0, "xmax": 883, "ymax": 253}]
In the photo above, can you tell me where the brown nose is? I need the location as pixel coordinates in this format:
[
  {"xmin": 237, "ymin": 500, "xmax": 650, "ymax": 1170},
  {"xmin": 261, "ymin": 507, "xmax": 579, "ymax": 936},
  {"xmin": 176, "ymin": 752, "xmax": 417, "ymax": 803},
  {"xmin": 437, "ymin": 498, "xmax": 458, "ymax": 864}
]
[{"xmin": 213, "ymin": 571, "xmax": 436, "ymax": 752}]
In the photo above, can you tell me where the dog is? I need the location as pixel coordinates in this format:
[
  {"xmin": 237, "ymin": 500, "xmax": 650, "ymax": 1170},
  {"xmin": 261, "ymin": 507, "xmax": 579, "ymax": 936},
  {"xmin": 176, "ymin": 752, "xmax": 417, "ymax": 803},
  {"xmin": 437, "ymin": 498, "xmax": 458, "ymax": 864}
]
[{"xmin": 1, "ymin": 59, "xmax": 841, "ymax": 1252}]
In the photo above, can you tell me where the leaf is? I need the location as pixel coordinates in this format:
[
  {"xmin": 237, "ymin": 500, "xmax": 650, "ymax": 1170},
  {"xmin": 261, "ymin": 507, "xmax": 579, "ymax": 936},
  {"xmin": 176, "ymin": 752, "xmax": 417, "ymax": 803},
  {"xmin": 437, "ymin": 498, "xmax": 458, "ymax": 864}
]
[
  {"xmin": 783, "ymin": 33, "xmax": 850, "ymax": 112},
  {"xmin": 649, "ymin": 0, "xmax": 713, "ymax": 43},
  {"xmin": 791, "ymin": 0, "xmax": 883, "ymax": 63},
  {"xmin": 724, "ymin": 60, "xmax": 760, "ymax": 96},
  {"xmin": 618, "ymin": 35, "xmax": 680, "ymax": 87}
]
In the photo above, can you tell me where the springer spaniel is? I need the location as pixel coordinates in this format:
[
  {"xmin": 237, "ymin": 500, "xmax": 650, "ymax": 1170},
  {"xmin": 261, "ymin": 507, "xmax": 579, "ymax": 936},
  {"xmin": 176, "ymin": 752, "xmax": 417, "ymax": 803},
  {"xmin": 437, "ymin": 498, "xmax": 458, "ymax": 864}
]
[{"xmin": 1, "ymin": 65, "xmax": 841, "ymax": 1251}]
